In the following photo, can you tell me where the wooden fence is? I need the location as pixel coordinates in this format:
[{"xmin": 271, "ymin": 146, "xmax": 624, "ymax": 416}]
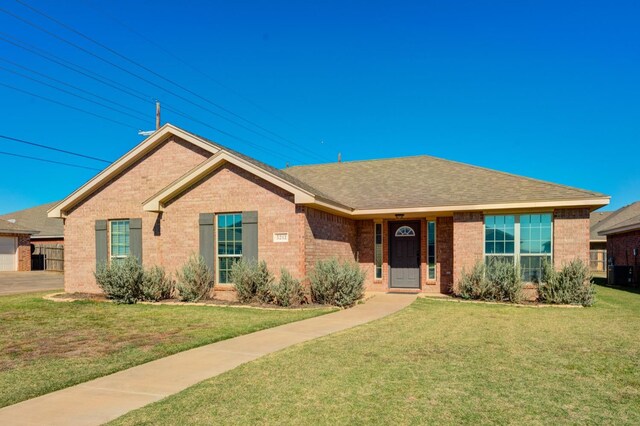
[
  {"xmin": 589, "ymin": 249, "xmax": 606, "ymax": 273},
  {"xmin": 32, "ymin": 244, "xmax": 64, "ymax": 272}
]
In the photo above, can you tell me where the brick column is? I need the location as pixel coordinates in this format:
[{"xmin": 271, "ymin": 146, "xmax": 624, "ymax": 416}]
[
  {"xmin": 452, "ymin": 212, "xmax": 484, "ymax": 292},
  {"xmin": 553, "ymin": 208, "xmax": 590, "ymax": 267}
]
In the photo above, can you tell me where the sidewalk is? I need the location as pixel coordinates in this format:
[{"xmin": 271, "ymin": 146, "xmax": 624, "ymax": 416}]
[{"xmin": 0, "ymin": 293, "xmax": 416, "ymax": 426}]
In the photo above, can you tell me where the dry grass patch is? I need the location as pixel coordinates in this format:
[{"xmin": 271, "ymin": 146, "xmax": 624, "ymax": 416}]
[{"xmin": 0, "ymin": 291, "xmax": 333, "ymax": 407}]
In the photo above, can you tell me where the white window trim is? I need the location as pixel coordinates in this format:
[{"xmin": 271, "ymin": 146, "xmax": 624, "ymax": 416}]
[
  {"xmin": 483, "ymin": 213, "xmax": 554, "ymax": 282},
  {"xmin": 395, "ymin": 225, "xmax": 416, "ymax": 237},
  {"xmin": 374, "ymin": 221, "xmax": 383, "ymax": 281},
  {"xmin": 427, "ymin": 220, "xmax": 437, "ymax": 281},
  {"xmin": 215, "ymin": 213, "xmax": 243, "ymax": 285},
  {"xmin": 108, "ymin": 219, "xmax": 130, "ymax": 262}
]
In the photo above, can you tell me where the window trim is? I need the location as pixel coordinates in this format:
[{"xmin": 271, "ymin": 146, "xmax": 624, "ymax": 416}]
[
  {"xmin": 395, "ymin": 225, "xmax": 416, "ymax": 237},
  {"xmin": 374, "ymin": 221, "xmax": 383, "ymax": 281},
  {"xmin": 483, "ymin": 213, "xmax": 554, "ymax": 282},
  {"xmin": 108, "ymin": 219, "xmax": 130, "ymax": 262},
  {"xmin": 216, "ymin": 212, "xmax": 243, "ymax": 285},
  {"xmin": 427, "ymin": 220, "xmax": 436, "ymax": 281}
]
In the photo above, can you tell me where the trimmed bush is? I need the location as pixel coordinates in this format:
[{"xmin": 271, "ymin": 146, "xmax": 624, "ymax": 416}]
[
  {"xmin": 538, "ymin": 259, "xmax": 595, "ymax": 306},
  {"xmin": 94, "ymin": 256, "xmax": 143, "ymax": 304},
  {"xmin": 229, "ymin": 259, "xmax": 275, "ymax": 304},
  {"xmin": 271, "ymin": 268, "xmax": 306, "ymax": 307},
  {"xmin": 456, "ymin": 258, "xmax": 523, "ymax": 303},
  {"xmin": 309, "ymin": 258, "xmax": 366, "ymax": 307},
  {"xmin": 176, "ymin": 255, "xmax": 214, "ymax": 302},
  {"xmin": 140, "ymin": 266, "xmax": 174, "ymax": 302}
]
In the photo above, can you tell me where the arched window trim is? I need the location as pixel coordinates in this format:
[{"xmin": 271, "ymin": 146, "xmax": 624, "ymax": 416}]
[{"xmin": 395, "ymin": 226, "xmax": 416, "ymax": 237}]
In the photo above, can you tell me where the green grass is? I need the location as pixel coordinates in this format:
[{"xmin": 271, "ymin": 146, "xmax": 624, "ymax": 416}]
[
  {"xmin": 112, "ymin": 285, "xmax": 640, "ymax": 425},
  {"xmin": 0, "ymin": 292, "xmax": 333, "ymax": 408}
]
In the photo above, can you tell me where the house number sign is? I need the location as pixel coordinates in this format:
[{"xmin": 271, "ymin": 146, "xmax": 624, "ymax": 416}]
[{"xmin": 273, "ymin": 232, "xmax": 289, "ymax": 243}]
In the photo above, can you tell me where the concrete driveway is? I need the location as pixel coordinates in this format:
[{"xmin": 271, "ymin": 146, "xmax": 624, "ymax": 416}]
[{"xmin": 0, "ymin": 271, "xmax": 63, "ymax": 295}]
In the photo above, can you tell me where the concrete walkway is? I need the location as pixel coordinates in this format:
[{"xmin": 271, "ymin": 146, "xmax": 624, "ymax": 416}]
[{"xmin": 0, "ymin": 293, "xmax": 416, "ymax": 426}]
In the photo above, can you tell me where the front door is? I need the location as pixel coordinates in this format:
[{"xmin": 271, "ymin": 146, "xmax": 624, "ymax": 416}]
[{"xmin": 389, "ymin": 221, "xmax": 420, "ymax": 289}]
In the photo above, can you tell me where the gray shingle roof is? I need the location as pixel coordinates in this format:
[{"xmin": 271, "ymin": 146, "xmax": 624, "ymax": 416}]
[
  {"xmin": 590, "ymin": 211, "xmax": 614, "ymax": 241},
  {"xmin": 0, "ymin": 219, "xmax": 36, "ymax": 234},
  {"xmin": 283, "ymin": 156, "xmax": 606, "ymax": 210},
  {"xmin": 0, "ymin": 202, "xmax": 63, "ymax": 237},
  {"xmin": 597, "ymin": 202, "xmax": 640, "ymax": 235}
]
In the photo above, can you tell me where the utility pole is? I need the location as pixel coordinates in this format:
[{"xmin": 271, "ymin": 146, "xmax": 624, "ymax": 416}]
[{"xmin": 155, "ymin": 101, "xmax": 161, "ymax": 130}]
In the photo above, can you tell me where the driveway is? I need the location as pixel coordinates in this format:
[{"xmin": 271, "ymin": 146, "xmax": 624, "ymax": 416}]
[{"xmin": 0, "ymin": 271, "xmax": 63, "ymax": 295}]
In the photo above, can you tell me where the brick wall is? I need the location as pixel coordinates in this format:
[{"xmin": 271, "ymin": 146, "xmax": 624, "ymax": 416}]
[
  {"xmin": 436, "ymin": 216, "xmax": 453, "ymax": 293},
  {"xmin": 553, "ymin": 208, "xmax": 590, "ymax": 267},
  {"xmin": 0, "ymin": 233, "xmax": 31, "ymax": 271},
  {"xmin": 607, "ymin": 230, "xmax": 640, "ymax": 284},
  {"xmin": 162, "ymin": 163, "xmax": 304, "ymax": 282},
  {"xmin": 303, "ymin": 207, "xmax": 357, "ymax": 280},
  {"xmin": 452, "ymin": 212, "xmax": 484, "ymax": 292},
  {"xmin": 64, "ymin": 136, "xmax": 211, "ymax": 293}
]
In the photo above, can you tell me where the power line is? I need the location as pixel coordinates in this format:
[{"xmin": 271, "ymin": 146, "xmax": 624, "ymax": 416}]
[
  {"xmin": 9, "ymin": 0, "xmax": 330, "ymax": 162},
  {"xmin": 0, "ymin": 64, "xmax": 150, "ymax": 124},
  {"xmin": 0, "ymin": 150, "xmax": 102, "ymax": 171},
  {"xmin": 0, "ymin": 81, "xmax": 137, "ymax": 128},
  {"xmin": 0, "ymin": 55, "xmax": 150, "ymax": 120},
  {"xmin": 20, "ymin": 0, "xmax": 328, "ymax": 160},
  {"xmin": 0, "ymin": 135, "xmax": 112, "ymax": 163}
]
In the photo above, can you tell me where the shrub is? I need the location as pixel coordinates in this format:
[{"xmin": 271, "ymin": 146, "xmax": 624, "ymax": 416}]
[
  {"xmin": 140, "ymin": 266, "xmax": 174, "ymax": 301},
  {"xmin": 230, "ymin": 259, "xmax": 274, "ymax": 304},
  {"xmin": 538, "ymin": 259, "xmax": 595, "ymax": 306},
  {"xmin": 94, "ymin": 256, "xmax": 143, "ymax": 304},
  {"xmin": 176, "ymin": 255, "xmax": 214, "ymax": 302},
  {"xmin": 455, "ymin": 258, "xmax": 523, "ymax": 303},
  {"xmin": 309, "ymin": 258, "xmax": 366, "ymax": 307},
  {"xmin": 271, "ymin": 268, "xmax": 306, "ymax": 307}
]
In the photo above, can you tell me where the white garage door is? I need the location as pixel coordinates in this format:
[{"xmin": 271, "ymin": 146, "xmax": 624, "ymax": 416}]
[{"xmin": 0, "ymin": 237, "xmax": 17, "ymax": 271}]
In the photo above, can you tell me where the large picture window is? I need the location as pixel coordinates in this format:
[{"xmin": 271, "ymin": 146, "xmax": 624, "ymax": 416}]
[
  {"xmin": 217, "ymin": 213, "xmax": 243, "ymax": 284},
  {"xmin": 484, "ymin": 213, "xmax": 552, "ymax": 282},
  {"xmin": 374, "ymin": 223, "xmax": 382, "ymax": 280},
  {"xmin": 427, "ymin": 221, "xmax": 436, "ymax": 280},
  {"xmin": 110, "ymin": 220, "xmax": 130, "ymax": 262}
]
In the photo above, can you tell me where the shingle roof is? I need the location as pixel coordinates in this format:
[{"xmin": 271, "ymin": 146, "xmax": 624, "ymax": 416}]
[
  {"xmin": 598, "ymin": 202, "xmax": 640, "ymax": 235},
  {"xmin": 590, "ymin": 211, "xmax": 614, "ymax": 241},
  {"xmin": 0, "ymin": 219, "xmax": 36, "ymax": 235},
  {"xmin": 0, "ymin": 202, "xmax": 63, "ymax": 237},
  {"xmin": 283, "ymin": 156, "xmax": 607, "ymax": 210}
]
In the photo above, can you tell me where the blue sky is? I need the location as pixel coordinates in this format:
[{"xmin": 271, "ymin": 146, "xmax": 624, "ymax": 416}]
[{"xmin": 0, "ymin": 0, "xmax": 638, "ymax": 214}]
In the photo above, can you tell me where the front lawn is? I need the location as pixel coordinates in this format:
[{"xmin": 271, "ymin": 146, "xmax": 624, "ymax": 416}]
[
  {"xmin": 113, "ymin": 285, "xmax": 640, "ymax": 425},
  {"xmin": 0, "ymin": 292, "xmax": 333, "ymax": 408}
]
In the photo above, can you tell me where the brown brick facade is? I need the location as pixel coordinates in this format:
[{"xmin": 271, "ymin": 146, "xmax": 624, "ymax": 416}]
[
  {"xmin": 452, "ymin": 212, "xmax": 484, "ymax": 292},
  {"xmin": 607, "ymin": 230, "xmax": 640, "ymax": 285},
  {"xmin": 553, "ymin": 208, "xmax": 590, "ymax": 267}
]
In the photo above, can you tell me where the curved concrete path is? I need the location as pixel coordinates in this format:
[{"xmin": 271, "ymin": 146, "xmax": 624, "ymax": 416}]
[{"xmin": 0, "ymin": 293, "xmax": 416, "ymax": 426}]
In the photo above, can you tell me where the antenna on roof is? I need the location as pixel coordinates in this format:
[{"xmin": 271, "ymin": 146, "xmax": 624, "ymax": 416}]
[
  {"xmin": 137, "ymin": 101, "xmax": 161, "ymax": 137},
  {"xmin": 338, "ymin": 152, "xmax": 342, "ymax": 163}
]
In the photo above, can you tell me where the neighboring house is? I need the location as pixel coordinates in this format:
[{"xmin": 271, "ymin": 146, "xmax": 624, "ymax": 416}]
[
  {"xmin": 48, "ymin": 124, "xmax": 609, "ymax": 295},
  {"xmin": 0, "ymin": 202, "xmax": 65, "ymax": 271},
  {"xmin": 589, "ymin": 210, "xmax": 613, "ymax": 274},
  {"xmin": 0, "ymin": 219, "xmax": 35, "ymax": 271},
  {"xmin": 598, "ymin": 201, "xmax": 640, "ymax": 286}
]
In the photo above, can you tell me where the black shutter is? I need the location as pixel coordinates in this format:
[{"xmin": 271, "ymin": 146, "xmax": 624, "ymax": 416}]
[
  {"xmin": 199, "ymin": 213, "xmax": 215, "ymax": 274},
  {"xmin": 242, "ymin": 211, "xmax": 258, "ymax": 262},
  {"xmin": 95, "ymin": 220, "xmax": 107, "ymax": 268},
  {"xmin": 129, "ymin": 218, "xmax": 143, "ymax": 264}
]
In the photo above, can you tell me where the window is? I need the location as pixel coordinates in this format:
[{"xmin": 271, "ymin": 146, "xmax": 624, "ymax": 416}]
[
  {"xmin": 374, "ymin": 223, "xmax": 382, "ymax": 280},
  {"xmin": 520, "ymin": 214, "xmax": 552, "ymax": 282},
  {"xmin": 484, "ymin": 213, "xmax": 553, "ymax": 282},
  {"xmin": 217, "ymin": 213, "xmax": 242, "ymax": 284},
  {"xmin": 427, "ymin": 221, "xmax": 436, "ymax": 280},
  {"xmin": 395, "ymin": 226, "xmax": 415, "ymax": 237},
  {"xmin": 110, "ymin": 220, "xmax": 130, "ymax": 262}
]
